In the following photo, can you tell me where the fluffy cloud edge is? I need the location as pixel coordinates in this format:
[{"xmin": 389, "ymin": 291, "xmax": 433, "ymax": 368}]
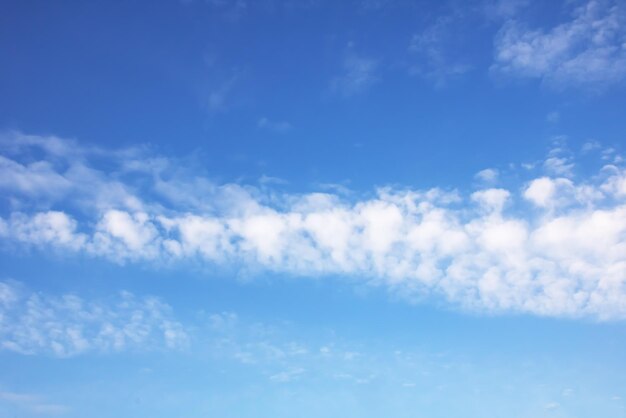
[{"xmin": 1, "ymin": 132, "xmax": 626, "ymax": 320}]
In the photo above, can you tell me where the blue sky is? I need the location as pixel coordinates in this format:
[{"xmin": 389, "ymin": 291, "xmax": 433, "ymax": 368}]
[{"xmin": 1, "ymin": 0, "xmax": 626, "ymax": 416}]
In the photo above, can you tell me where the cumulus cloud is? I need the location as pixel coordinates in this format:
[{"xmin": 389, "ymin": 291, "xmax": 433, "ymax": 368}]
[
  {"xmin": 1, "ymin": 132, "xmax": 626, "ymax": 320},
  {"xmin": 492, "ymin": 0, "xmax": 626, "ymax": 89},
  {"xmin": 2, "ymin": 211, "xmax": 87, "ymax": 250},
  {"xmin": 0, "ymin": 280, "xmax": 188, "ymax": 357}
]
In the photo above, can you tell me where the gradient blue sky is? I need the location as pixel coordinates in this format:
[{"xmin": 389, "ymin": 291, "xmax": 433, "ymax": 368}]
[{"xmin": 1, "ymin": 0, "xmax": 626, "ymax": 417}]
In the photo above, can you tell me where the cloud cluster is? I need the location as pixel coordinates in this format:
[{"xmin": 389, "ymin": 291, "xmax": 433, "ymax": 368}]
[
  {"xmin": 0, "ymin": 279, "xmax": 189, "ymax": 357},
  {"xmin": 492, "ymin": 0, "xmax": 626, "ymax": 88},
  {"xmin": 1, "ymin": 132, "xmax": 626, "ymax": 319}
]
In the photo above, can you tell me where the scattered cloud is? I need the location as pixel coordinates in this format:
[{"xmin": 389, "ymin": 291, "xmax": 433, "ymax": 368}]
[
  {"xmin": 408, "ymin": 15, "xmax": 472, "ymax": 85},
  {"xmin": 544, "ymin": 156, "xmax": 574, "ymax": 177},
  {"xmin": 492, "ymin": 0, "xmax": 626, "ymax": 89},
  {"xmin": 1, "ymin": 132, "xmax": 626, "ymax": 320},
  {"xmin": 258, "ymin": 117, "xmax": 292, "ymax": 133},
  {"xmin": 0, "ymin": 280, "xmax": 189, "ymax": 357},
  {"xmin": 331, "ymin": 50, "xmax": 379, "ymax": 97},
  {"xmin": 582, "ymin": 140, "xmax": 602, "ymax": 153},
  {"xmin": 544, "ymin": 401, "xmax": 560, "ymax": 410},
  {"xmin": 546, "ymin": 111, "xmax": 560, "ymax": 123},
  {"xmin": 206, "ymin": 73, "xmax": 240, "ymax": 112},
  {"xmin": 0, "ymin": 391, "xmax": 69, "ymax": 415},
  {"xmin": 483, "ymin": 0, "xmax": 529, "ymax": 20},
  {"xmin": 269, "ymin": 367, "xmax": 306, "ymax": 383},
  {"xmin": 475, "ymin": 168, "xmax": 500, "ymax": 184}
]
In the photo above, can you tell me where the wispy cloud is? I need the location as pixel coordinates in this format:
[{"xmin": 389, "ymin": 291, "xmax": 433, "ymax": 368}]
[
  {"xmin": 206, "ymin": 72, "xmax": 241, "ymax": 113},
  {"xmin": 482, "ymin": 0, "xmax": 529, "ymax": 20},
  {"xmin": 474, "ymin": 168, "xmax": 500, "ymax": 184},
  {"xmin": 408, "ymin": 15, "xmax": 472, "ymax": 85},
  {"xmin": 331, "ymin": 50, "xmax": 379, "ymax": 97},
  {"xmin": 1, "ymin": 132, "xmax": 626, "ymax": 320},
  {"xmin": 257, "ymin": 117, "xmax": 293, "ymax": 133},
  {"xmin": 200, "ymin": 310, "xmax": 468, "ymax": 388},
  {"xmin": 184, "ymin": 0, "xmax": 248, "ymax": 21},
  {"xmin": 269, "ymin": 367, "xmax": 306, "ymax": 383},
  {"xmin": 0, "ymin": 391, "xmax": 69, "ymax": 415},
  {"xmin": 492, "ymin": 0, "xmax": 626, "ymax": 89},
  {"xmin": 0, "ymin": 280, "xmax": 188, "ymax": 357}
]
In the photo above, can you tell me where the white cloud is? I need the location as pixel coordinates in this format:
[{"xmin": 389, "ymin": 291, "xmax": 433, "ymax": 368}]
[
  {"xmin": 0, "ymin": 156, "xmax": 72, "ymax": 200},
  {"xmin": 602, "ymin": 165, "xmax": 626, "ymax": 197},
  {"xmin": 91, "ymin": 210, "xmax": 160, "ymax": 260},
  {"xmin": 269, "ymin": 367, "xmax": 306, "ymax": 383},
  {"xmin": 544, "ymin": 156, "xmax": 574, "ymax": 177},
  {"xmin": 1, "ymin": 211, "xmax": 87, "ymax": 250},
  {"xmin": 471, "ymin": 188, "xmax": 510, "ymax": 213},
  {"xmin": 2, "ymin": 132, "xmax": 626, "ymax": 320},
  {"xmin": 475, "ymin": 168, "xmax": 499, "ymax": 184},
  {"xmin": 524, "ymin": 177, "xmax": 568, "ymax": 208},
  {"xmin": 0, "ymin": 131, "xmax": 144, "ymax": 212},
  {"xmin": 0, "ymin": 280, "xmax": 188, "ymax": 357},
  {"xmin": 492, "ymin": 0, "xmax": 626, "ymax": 89},
  {"xmin": 524, "ymin": 175, "xmax": 604, "ymax": 209},
  {"xmin": 544, "ymin": 401, "xmax": 560, "ymax": 410}
]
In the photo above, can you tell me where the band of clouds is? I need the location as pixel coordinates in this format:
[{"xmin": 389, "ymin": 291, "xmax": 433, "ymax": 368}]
[
  {"xmin": 0, "ymin": 279, "xmax": 188, "ymax": 357},
  {"xmin": 1, "ymin": 132, "xmax": 626, "ymax": 320}
]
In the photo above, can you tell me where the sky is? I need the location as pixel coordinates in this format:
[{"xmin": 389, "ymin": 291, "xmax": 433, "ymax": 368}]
[{"xmin": 1, "ymin": 0, "xmax": 626, "ymax": 416}]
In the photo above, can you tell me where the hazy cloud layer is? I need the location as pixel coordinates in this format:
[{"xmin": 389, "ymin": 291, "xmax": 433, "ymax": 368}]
[{"xmin": 1, "ymin": 132, "xmax": 626, "ymax": 320}]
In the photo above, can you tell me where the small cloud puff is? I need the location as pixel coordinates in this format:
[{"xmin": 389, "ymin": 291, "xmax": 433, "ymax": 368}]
[{"xmin": 475, "ymin": 168, "xmax": 499, "ymax": 184}]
